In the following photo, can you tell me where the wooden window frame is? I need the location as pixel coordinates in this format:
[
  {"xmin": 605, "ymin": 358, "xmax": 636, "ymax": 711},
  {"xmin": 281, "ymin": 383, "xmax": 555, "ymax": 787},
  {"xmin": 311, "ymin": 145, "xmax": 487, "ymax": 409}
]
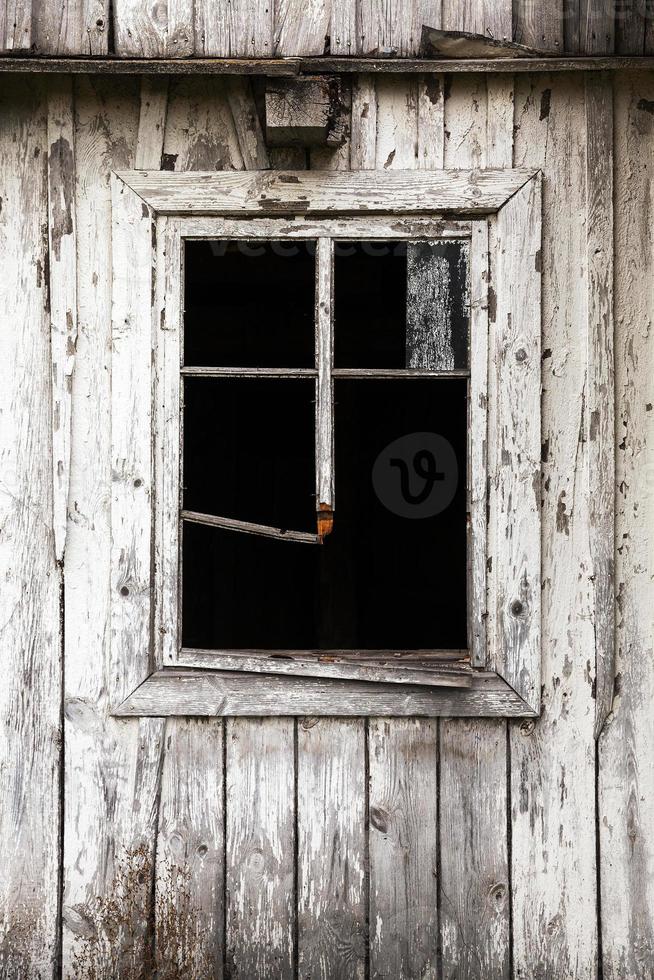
[{"xmin": 110, "ymin": 168, "xmax": 542, "ymax": 718}]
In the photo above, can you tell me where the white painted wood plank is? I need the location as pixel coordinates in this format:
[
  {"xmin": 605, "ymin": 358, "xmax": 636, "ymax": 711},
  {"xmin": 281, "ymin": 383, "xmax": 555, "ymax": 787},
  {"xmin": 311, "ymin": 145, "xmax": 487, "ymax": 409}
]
[
  {"xmin": 179, "ymin": 215, "xmax": 472, "ymax": 241},
  {"xmin": 34, "ymin": 0, "xmax": 109, "ymax": 55},
  {"xmin": 439, "ymin": 72, "xmax": 511, "ymax": 980},
  {"xmin": 113, "ymin": 0, "xmax": 193, "ymax": 56},
  {"xmin": 162, "ymin": 76, "xmax": 244, "ymax": 171},
  {"xmin": 585, "ymin": 72, "xmax": 615, "ymax": 738},
  {"xmin": 417, "ymin": 73, "xmax": 444, "ymax": 169},
  {"xmin": 440, "ymin": 719, "xmax": 510, "ymax": 979},
  {"xmin": 154, "ymin": 719, "xmax": 224, "ymax": 977},
  {"xmin": 598, "ymin": 70, "xmax": 654, "ymax": 980},
  {"xmin": 350, "ymin": 74, "xmax": 377, "ymax": 169},
  {"xmin": 297, "ymin": 719, "xmax": 366, "ymax": 979},
  {"xmin": 315, "ymin": 236, "xmax": 334, "ymax": 533},
  {"xmin": 369, "ymin": 719, "xmax": 438, "ymax": 980},
  {"xmin": 47, "ymin": 76, "xmax": 78, "ymax": 563},
  {"xmin": 375, "ymin": 74, "xmax": 418, "ymax": 170},
  {"xmin": 509, "ymin": 72, "xmax": 598, "ymax": 980},
  {"xmin": 61, "ymin": 76, "xmax": 168, "ymax": 978},
  {"xmin": 0, "ymin": 75, "xmax": 61, "ymax": 980},
  {"xmin": 224, "ymin": 75, "xmax": 270, "ymax": 170},
  {"xmin": 274, "ymin": 0, "xmax": 329, "ymax": 55},
  {"xmin": 226, "ymin": 718, "xmax": 295, "ymax": 979},
  {"xmin": 135, "ymin": 75, "xmax": 169, "ymax": 169},
  {"xmin": 116, "ymin": 167, "xmax": 537, "ymax": 217}
]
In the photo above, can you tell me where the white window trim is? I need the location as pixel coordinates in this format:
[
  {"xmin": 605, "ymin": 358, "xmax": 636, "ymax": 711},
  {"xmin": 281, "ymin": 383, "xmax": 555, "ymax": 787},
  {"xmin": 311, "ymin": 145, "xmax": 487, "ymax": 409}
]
[{"xmin": 109, "ymin": 168, "xmax": 542, "ymax": 718}]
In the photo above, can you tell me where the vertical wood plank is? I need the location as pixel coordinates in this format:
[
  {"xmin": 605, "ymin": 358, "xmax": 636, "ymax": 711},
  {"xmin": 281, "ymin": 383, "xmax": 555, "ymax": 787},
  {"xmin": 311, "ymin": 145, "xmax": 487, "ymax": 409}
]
[
  {"xmin": 357, "ymin": 0, "xmax": 432, "ymax": 55},
  {"xmin": 440, "ymin": 720, "xmax": 509, "ymax": 979},
  {"xmin": 274, "ymin": 0, "xmax": 329, "ymax": 55},
  {"xmin": 417, "ymin": 74, "xmax": 444, "ymax": 170},
  {"xmin": 564, "ymin": 0, "xmax": 616, "ymax": 53},
  {"xmin": 369, "ymin": 719, "xmax": 438, "ymax": 980},
  {"xmin": 375, "ymin": 74, "xmax": 418, "ymax": 170},
  {"xmin": 441, "ymin": 0, "xmax": 512, "ymax": 40},
  {"xmin": 112, "ymin": 0, "xmax": 194, "ymax": 56},
  {"xmin": 135, "ymin": 75, "xmax": 170, "ymax": 170},
  {"xmin": 585, "ymin": 73, "xmax": 615, "ymax": 738},
  {"xmin": 33, "ymin": 0, "xmax": 109, "ymax": 55},
  {"xmin": 1, "ymin": 0, "xmax": 32, "ymax": 49},
  {"xmin": 155, "ymin": 719, "xmax": 224, "ymax": 977},
  {"xmin": 330, "ymin": 0, "xmax": 356, "ymax": 54},
  {"xmin": 615, "ymin": 0, "xmax": 647, "ymax": 53},
  {"xmin": 61, "ymin": 76, "xmax": 169, "ymax": 979},
  {"xmin": 510, "ymin": 72, "xmax": 598, "ymax": 980},
  {"xmin": 0, "ymin": 74, "xmax": 61, "ymax": 980},
  {"xmin": 598, "ymin": 70, "xmax": 654, "ymax": 980},
  {"xmin": 195, "ymin": 0, "xmax": 274, "ymax": 57},
  {"xmin": 351, "ymin": 74, "xmax": 377, "ymax": 170},
  {"xmin": 225, "ymin": 718, "xmax": 295, "ymax": 980},
  {"xmin": 224, "ymin": 76, "xmax": 270, "ymax": 170},
  {"xmin": 512, "ymin": 0, "xmax": 564, "ymax": 53},
  {"xmin": 162, "ymin": 77, "xmax": 244, "ymax": 171},
  {"xmin": 297, "ymin": 719, "xmax": 366, "ymax": 979},
  {"xmin": 47, "ymin": 76, "xmax": 78, "ymax": 564},
  {"xmin": 439, "ymin": 71, "xmax": 510, "ymax": 980}
]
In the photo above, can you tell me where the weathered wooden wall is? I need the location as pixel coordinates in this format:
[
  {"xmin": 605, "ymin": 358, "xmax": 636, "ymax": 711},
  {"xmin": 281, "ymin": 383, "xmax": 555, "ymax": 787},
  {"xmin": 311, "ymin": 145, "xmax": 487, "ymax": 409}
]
[
  {"xmin": 0, "ymin": 67, "xmax": 652, "ymax": 979},
  {"xmin": 1, "ymin": 0, "xmax": 654, "ymax": 57}
]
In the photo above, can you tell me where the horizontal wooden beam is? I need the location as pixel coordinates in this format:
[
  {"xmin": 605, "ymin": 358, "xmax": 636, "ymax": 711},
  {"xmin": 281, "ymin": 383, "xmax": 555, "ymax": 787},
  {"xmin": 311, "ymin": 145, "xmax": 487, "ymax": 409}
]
[
  {"xmin": 2, "ymin": 56, "xmax": 654, "ymax": 75},
  {"xmin": 116, "ymin": 169, "xmax": 537, "ymax": 217},
  {"xmin": 112, "ymin": 669, "xmax": 537, "ymax": 717}
]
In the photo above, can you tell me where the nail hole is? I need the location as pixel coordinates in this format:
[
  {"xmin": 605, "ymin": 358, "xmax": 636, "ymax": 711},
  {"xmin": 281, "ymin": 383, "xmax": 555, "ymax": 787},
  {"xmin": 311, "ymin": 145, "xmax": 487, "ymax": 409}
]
[
  {"xmin": 511, "ymin": 599, "xmax": 524, "ymax": 616},
  {"xmin": 120, "ymin": 586, "xmax": 129, "ymax": 596},
  {"xmin": 515, "ymin": 348, "xmax": 527, "ymax": 363}
]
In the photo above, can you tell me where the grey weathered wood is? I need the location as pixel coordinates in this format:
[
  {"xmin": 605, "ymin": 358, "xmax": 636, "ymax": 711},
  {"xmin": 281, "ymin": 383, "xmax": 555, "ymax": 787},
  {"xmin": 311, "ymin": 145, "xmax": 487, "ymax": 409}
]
[
  {"xmin": 509, "ymin": 72, "xmax": 598, "ymax": 980},
  {"xmin": 182, "ymin": 508, "xmax": 321, "ymax": 544},
  {"xmin": 154, "ymin": 719, "xmax": 224, "ymax": 977},
  {"xmin": 266, "ymin": 76, "xmax": 344, "ymax": 146},
  {"xmin": 179, "ymin": 214, "xmax": 472, "ymax": 241},
  {"xmin": 421, "ymin": 25, "xmax": 538, "ymax": 57},
  {"xmin": 417, "ymin": 72, "xmax": 444, "ymax": 169},
  {"xmin": 297, "ymin": 719, "xmax": 366, "ymax": 979},
  {"xmin": 225, "ymin": 718, "xmax": 295, "ymax": 979},
  {"xmin": 368, "ymin": 718, "xmax": 438, "ymax": 980},
  {"xmin": 598, "ymin": 69, "xmax": 654, "ymax": 980},
  {"xmin": 177, "ymin": 649, "xmax": 474, "ymax": 688},
  {"xmin": 585, "ymin": 72, "xmax": 615, "ymax": 738},
  {"xmin": 162, "ymin": 76, "xmax": 245, "ymax": 170},
  {"xmin": 441, "ymin": 0, "xmax": 513, "ymax": 41},
  {"xmin": 33, "ymin": 0, "xmax": 108, "ymax": 55},
  {"xmin": 332, "ymin": 367, "xmax": 470, "ymax": 378},
  {"xmin": 0, "ymin": 74, "xmax": 62, "ymax": 980},
  {"xmin": 358, "ymin": 0, "xmax": 428, "ymax": 56},
  {"xmin": 114, "ymin": 669, "xmax": 536, "ymax": 717},
  {"xmin": 564, "ymin": 0, "xmax": 616, "ymax": 53},
  {"xmin": 351, "ymin": 74, "xmax": 377, "ymax": 169},
  {"xmin": 440, "ymin": 719, "xmax": 510, "ymax": 978},
  {"xmin": 116, "ymin": 167, "xmax": 537, "ymax": 217},
  {"xmin": 406, "ymin": 240, "xmax": 470, "ymax": 370},
  {"xmin": 47, "ymin": 76, "xmax": 77, "ymax": 563},
  {"xmin": 513, "ymin": 0, "xmax": 564, "ymax": 53},
  {"xmin": 195, "ymin": 0, "xmax": 274, "ymax": 57},
  {"xmin": 615, "ymin": 0, "xmax": 647, "ymax": 53},
  {"xmin": 224, "ymin": 75, "xmax": 270, "ymax": 169},
  {"xmin": 0, "ymin": 0, "xmax": 32, "ymax": 49},
  {"xmin": 134, "ymin": 75, "xmax": 169, "ymax": 169},
  {"xmin": 273, "ymin": 0, "xmax": 329, "ymax": 56},
  {"xmin": 113, "ymin": 0, "xmax": 193, "ymax": 57}
]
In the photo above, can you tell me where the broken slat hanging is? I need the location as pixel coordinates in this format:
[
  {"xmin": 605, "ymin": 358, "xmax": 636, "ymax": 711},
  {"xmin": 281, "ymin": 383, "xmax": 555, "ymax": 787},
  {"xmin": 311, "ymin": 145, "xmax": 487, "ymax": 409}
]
[
  {"xmin": 315, "ymin": 236, "xmax": 334, "ymax": 541},
  {"xmin": 406, "ymin": 240, "xmax": 470, "ymax": 370}
]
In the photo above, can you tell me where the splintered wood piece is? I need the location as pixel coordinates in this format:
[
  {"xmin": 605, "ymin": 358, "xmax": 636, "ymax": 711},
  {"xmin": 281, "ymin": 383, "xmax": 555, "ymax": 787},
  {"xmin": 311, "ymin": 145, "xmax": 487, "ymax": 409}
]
[
  {"xmin": 182, "ymin": 509, "xmax": 320, "ymax": 544},
  {"xmin": 315, "ymin": 236, "xmax": 334, "ymax": 537}
]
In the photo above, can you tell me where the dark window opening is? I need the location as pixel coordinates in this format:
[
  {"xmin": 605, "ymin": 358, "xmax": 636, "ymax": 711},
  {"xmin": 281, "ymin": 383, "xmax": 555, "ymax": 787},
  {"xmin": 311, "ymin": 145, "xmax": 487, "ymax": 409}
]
[
  {"xmin": 184, "ymin": 240, "xmax": 316, "ymax": 367},
  {"xmin": 182, "ymin": 378, "xmax": 467, "ymax": 651}
]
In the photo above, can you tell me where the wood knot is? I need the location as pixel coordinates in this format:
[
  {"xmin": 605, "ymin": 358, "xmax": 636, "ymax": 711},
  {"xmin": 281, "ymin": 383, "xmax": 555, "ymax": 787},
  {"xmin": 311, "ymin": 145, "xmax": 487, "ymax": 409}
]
[
  {"xmin": 520, "ymin": 719, "xmax": 536, "ymax": 736},
  {"xmin": 511, "ymin": 599, "xmax": 524, "ymax": 616},
  {"xmin": 370, "ymin": 805, "xmax": 389, "ymax": 834}
]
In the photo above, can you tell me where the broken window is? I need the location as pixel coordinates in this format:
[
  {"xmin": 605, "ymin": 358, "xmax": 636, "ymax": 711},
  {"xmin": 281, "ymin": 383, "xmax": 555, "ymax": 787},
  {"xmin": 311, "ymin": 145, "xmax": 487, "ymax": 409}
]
[{"xmin": 180, "ymin": 232, "xmax": 472, "ymax": 684}]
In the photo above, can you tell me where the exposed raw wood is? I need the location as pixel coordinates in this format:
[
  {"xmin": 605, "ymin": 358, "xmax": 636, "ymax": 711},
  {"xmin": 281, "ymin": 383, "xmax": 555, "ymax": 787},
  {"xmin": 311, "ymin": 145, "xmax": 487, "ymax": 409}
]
[
  {"xmin": 440, "ymin": 719, "xmax": 510, "ymax": 978},
  {"xmin": 47, "ymin": 76, "xmax": 77, "ymax": 562},
  {"xmin": 225, "ymin": 718, "xmax": 295, "ymax": 979},
  {"xmin": 441, "ymin": 0, "xmax": 513, "ymax": 42},
  {"xmin": 116, "ymin": 167, "xmax": 536, "ymax": 216},
  {"xmin": 509, "ymin": 72, "xmax": 598, "ymax": 980},
  {"xmin": 598, "ymin": 70, "xmax": 654, "ymax": 980},
  {"xmin": 34, "ymin": 0, "xmax": 109, "ymax": 56},
  {"xmin": 154, "ymin": 719, "xmax": 224, "ymax": 976},
  {"xmin": 0, "ymin": 74, "xmax": 61, "ymax": 980},
  {"xmin": 297, "ymin": 719, "xmax": 366, "ymax": 978},
  {"xmin": 178, "ymin": 213, "xmax": 472, "ymax": 240},
  {"xmin": 351, "ymin": 74, "xmax": 377, "ymax": 168},
  {"xmin": 194, "ymin": 0, "xmax": 274, "ymax": 57},
  {"xmin": 585, "ymin": 72, "xmax": 615, "ymax": 738},
  {"xmin": 266, "ymin": 76, "xmax": 344, "ymax": 146},
  {"xmin": 421, "ymin": 25, "xmax": 538, "ymax": 58},
  {"xmin": 368, "ymin": 719, "xmax": 438, "ymax": 980},
  {"xmin": 114, "ymin": 669, "xmax": 537, "ymax": 717},
  {"xmin": 1, "ymin": 0, "xmax": 32, "ymax": 50},
  {"xmin": 357, "ymin": 0, "xmax": 427, "ymax": 56},
  {"xmin": 176, "ymin": 649, "xmax": 474, "ymax": 688}
]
